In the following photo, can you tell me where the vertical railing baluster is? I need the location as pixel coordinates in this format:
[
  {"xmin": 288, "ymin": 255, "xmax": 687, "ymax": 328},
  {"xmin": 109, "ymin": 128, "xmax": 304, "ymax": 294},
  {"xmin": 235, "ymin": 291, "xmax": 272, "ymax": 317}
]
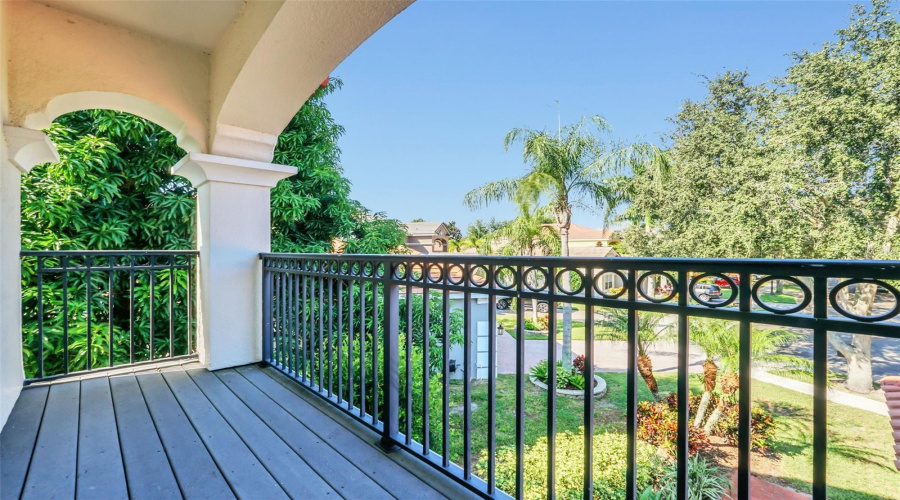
[
  {"xmin": 372, "ymin": 277, "xmax": 380, "ymax": 425},
  {"xmin": 348, "ymin": 278, "xmax": 355, "ymax": 411},
  {"xmin": 302, "ymin": 270, "xmax": 309, "ymax": 383},
  {"xmin": 262, "ymin": 262, "xmax": 273, "ymax": 363},
  {"xmin": 109, "ymin": 256, "xmax": 116, "ymax": 367},
  {"xmin": 515, "ymin": 265, "xmax": 525, "ymax": 500},
  {"xmin": 294, "ymin": 262, "xmax": 301, "ymax": 377},
  {"xmin": 487, "ymin": 265, "xmax": 497, "ymax": 495},
  {"xmin": 676, "ymin": 270, "xmax": 689, "ymax": 500},
  {"xmin": 463, "ymin": 263, "xmax": 472, "ymax": 480},
  {"xmin": 337, "ymin": 276, "xmax": 345, "ymax": 404},
  {"xmin": 167, "ymin": 256, "xmax": 174, "ymax": 359},
  {"xmin": 328, "ymin": 273, "xmax": 334, "ymax": 397},
  {"xmin": 547, "ymin": 265, "xmax": 557, "ymax": 500},
  {"xmin": 319, "ymin": 273, "xmax": 325, "ymax": 390},
  {"xmin": 737, "ymin": 271, "xmax": 752, "ymax": 499},
  {"xmin": 62, "ymin": 256, "xmax": 69, "ymax": 374},
  {"xmin": 148, "ymin": 257, "xmax": 154, "ymax": 362},
  {"xmin": 625, "ymin": 270, "xmax": 638, "ymax": 500},
  {"xmin": 405, "ymin": 278, "xmax": 413, "ymax": 446},
  {"xmin": 813, "ymin": 276, "xmax": 828, "ymax": 500},
  {"xmin": 442, "ymin": 286, "xmax": 450, "ymax": 468},
  {"xmin": 187, "ymin": 255, "xmax": 193, "ymax": 355},
  {"xmin": 423, "ymin": 280, "xmax": 431, "ymax": 455},
  {"xmin": 87, "ymin": 257, "xmax": 94, "ymax": 369},
  {"xmin": 36, "ymin": 256, "xmax": 44, "ymax": 379},
  {"xmin": 129, "ymin": 256, "xmax": 135, "ymax": 365},
  {"xmin": 381, "ymin": 266, "xmax": 400, "ymax": 451},
  {"xmin": 359, "ymin": 279, "xmax": 367, "ymax": 418},
  {"xmin": 583, "ymin": 269, "xmax": 594, "ymax": 500}
]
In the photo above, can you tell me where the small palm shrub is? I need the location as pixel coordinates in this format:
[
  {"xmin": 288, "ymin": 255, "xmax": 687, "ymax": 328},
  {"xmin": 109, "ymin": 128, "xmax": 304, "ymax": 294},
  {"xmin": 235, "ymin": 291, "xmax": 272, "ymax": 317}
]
[
  {"xmin": 658, "ymin": 455, "xmax": 731, "ymax": 500},
  {"xmin": 530, "ymin": 359, "xmax": 586, "ymax": 390},
  {"xmin": 482, "ymin": 431, "xmax": 667, "ymax": 500},
  {"xmin": 714, "ymin": 403, "xmax": 777, "ymax": 453},
  {"xmin": 537, "ymin": 314, "xmax": 550, "ymax": 331}
]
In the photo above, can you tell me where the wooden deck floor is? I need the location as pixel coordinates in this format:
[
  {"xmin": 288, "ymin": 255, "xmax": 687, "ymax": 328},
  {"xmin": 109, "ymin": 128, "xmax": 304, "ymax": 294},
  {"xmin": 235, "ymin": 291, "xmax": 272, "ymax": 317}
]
[{"xmin": 1, "ymin": 363, "xmax": 476, "ymax": 500}]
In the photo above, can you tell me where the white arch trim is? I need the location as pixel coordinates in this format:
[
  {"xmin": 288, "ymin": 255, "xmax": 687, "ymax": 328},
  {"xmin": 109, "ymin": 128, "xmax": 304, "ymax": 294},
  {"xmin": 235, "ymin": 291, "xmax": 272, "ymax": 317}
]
[{"xmin": 23, "ymin": 91, "xmax": 204, "ymax": 154}]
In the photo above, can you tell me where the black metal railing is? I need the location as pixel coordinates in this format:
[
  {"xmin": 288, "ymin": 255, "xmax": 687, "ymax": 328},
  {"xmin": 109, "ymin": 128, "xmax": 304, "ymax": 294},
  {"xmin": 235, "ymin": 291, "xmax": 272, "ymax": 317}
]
[
  {"xmin": 260, "ymin": 253, "xmax": 900, "ymax": 500},
  {"xmin": 21, "ymin": 250, "xmax": 198, "ymax": 381}
]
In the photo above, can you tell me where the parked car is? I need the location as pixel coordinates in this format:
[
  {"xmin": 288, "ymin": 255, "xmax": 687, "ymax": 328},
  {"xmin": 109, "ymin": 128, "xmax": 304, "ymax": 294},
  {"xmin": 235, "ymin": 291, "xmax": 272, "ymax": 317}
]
[
  {"xmin": 714, "ymin": 275, "xmax": 740, "ymax": 287},
  {"xmin": 496, "ymin": 298, "xmax": 549, "ymax": 312},
  {"xmin": 694, "ymin": 283, "xmax": 723, "ymax": 302}
]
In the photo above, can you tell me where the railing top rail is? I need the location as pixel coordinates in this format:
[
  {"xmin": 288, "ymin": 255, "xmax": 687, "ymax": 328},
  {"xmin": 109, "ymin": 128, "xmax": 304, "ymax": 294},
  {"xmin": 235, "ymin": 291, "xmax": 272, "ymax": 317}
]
[
  {"xmin": 260, "ymin": 253, "xmax": 900, "ymax": 278},
  {"xmin": 22, "ymin": 250, "xmax": 199, "ymax": 257}
]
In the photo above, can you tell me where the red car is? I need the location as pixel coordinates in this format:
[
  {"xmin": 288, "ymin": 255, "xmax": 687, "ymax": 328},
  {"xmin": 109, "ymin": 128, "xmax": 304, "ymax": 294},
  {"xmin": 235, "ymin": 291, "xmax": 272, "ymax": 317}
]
[{"xmin": 714, "ymin": 275, "xmax": 740, "ymax": 287}]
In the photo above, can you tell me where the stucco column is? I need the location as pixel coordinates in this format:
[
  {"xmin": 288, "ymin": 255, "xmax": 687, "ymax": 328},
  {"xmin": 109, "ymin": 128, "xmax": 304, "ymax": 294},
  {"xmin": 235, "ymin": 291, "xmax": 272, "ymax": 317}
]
[
  {"xmin": 172, "ymin": 153, "xmax": 295, "ymax": 370},
  {"xmin": 0, "ymin": 126, "xmax": 58, "ymax": 428}
]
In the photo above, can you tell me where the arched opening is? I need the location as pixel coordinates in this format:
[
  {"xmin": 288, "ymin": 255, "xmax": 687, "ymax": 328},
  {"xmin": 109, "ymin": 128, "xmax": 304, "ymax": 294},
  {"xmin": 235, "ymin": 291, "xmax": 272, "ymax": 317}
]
[{"xmin": 20, "ymin": 109, "xmax": 197, "ymax": 379}]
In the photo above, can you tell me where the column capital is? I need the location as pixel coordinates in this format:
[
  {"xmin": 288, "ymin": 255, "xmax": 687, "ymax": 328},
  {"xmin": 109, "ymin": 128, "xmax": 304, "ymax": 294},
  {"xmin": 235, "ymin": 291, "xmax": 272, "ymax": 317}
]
[
  {"xmin": 3, "ymin": 126, "xmax": 59, "ymax": 173},
  {"xmin": 171, "ymin": 152, "xmax": 296, "ymax": 188}
]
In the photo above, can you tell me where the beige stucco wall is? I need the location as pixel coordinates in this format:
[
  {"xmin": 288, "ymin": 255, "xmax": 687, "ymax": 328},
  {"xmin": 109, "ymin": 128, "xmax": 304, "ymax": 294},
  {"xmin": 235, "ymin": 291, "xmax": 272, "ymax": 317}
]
[{"xmin": 6, "ymin": 1, "xmax": 209, "ymax": 152}]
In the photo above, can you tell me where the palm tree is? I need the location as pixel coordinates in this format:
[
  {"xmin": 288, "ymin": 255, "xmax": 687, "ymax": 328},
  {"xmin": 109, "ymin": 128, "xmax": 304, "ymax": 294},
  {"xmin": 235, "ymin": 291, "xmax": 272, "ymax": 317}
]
[
  {"xmin": 596, "ymin": 308, "xmax": 672, "ymax": 401},
  {"xmin": 689, "ymin": 318, "xmax": 812, "ymax": 432},
  {"xmin": 464, "ymin": 116, "xmax": 619, "ymax": 369},
  {"xmin": 493, "ymin": 202, "xmax": 559, "ymax": 321},
  {"xmin": 609, "ymin": 143, "xmax": 671, "ymax": 233}
]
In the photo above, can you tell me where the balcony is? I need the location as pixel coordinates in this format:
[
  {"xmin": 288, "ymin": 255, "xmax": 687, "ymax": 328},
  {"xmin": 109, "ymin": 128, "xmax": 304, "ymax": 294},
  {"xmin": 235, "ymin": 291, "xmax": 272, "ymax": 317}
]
[{"xmin": 5, "ymin": 251, "xmax": 898, "ymax": 499}]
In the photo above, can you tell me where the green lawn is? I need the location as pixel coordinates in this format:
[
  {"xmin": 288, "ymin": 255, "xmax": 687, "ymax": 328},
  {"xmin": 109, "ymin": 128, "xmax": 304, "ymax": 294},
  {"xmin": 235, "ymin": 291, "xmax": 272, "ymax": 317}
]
[{"xmin": 442, "ymin": 372, "xmax": 898, "ymax": 499}]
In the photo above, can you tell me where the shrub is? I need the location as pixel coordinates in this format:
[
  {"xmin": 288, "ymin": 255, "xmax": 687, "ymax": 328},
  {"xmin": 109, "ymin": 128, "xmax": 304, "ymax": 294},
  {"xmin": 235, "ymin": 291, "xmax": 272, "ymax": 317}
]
[
  {"xmin": 537, "ymin": 314, "xmax": 550, "ymax": 331},
  {"xmin": 524, "ymin": 319, "xmax": 540, "ymax": 331},
  {"xmin": 714, "ymin": 404, "xmax": 777, "ymax": 453},
  {"xmin": 573, "ymin": 354, "xmax": 587, "ymax": 374},
  {"xmin": 637, "ymin": 398, "xmax": 710, "ymax": 456},
  {"xmin": 658, "ymin": 455, "xmax": 731, "ymax": 500},
  {"xmin": 530, "ymin": 359, "xmax": 587, "ymax": 390},
  {"xmin": 482, "ymin": 430, "xmax": 668, "ymax": 500}
]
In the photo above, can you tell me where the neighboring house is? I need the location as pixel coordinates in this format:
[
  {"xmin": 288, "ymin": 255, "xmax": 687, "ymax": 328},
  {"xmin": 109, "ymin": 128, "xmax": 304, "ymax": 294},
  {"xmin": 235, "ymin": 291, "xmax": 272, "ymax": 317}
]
[
  {"xmin": 566, "ymin": 223, "xmax": 620, "ymax": 249},
  {"xmin": 403, "ymin": 221, "xmax": 450, "ymax": 254}
]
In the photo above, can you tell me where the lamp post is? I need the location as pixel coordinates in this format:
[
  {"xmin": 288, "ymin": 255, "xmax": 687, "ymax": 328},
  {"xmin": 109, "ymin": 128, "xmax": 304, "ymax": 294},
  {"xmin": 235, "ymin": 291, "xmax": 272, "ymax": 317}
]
[{"xmin": 497, "ymin": 324, "xmax": 504, "ymax": 336}]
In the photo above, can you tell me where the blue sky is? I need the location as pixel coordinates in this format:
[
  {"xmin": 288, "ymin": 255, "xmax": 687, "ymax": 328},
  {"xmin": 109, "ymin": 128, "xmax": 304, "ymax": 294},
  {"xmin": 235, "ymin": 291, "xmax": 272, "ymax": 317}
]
[{"xmin": 325, "ymin": 0, "xmax": 857, "ymax": 231}]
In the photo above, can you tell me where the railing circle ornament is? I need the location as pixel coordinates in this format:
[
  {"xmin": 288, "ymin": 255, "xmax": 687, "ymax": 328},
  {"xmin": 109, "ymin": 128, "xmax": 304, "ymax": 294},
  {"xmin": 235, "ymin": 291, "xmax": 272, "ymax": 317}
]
[
  {"xmin": 555, "ymin": 268, "xmax": 585, "ymax": 296},
  {"xmin": 410, "ymin": 263, "xmax": 425, "ymax": 282},
  {"xmin": 523, "ymin": 267, "xmax": 549, "ymax": 293},
  {"xmin": 427, "ymin": 263, "xmax": 445, "ymax": 284},
  {"xmin": 689, "ymin": 273, "xmax": 737, "ymax": 308},
  {"xmin": 447, "ymin": 264, "xmax": 466, "ymax": 285},
  {"xmin": 470, "ymin": 265, "xmax": 489, "ymax": 287},
  {"xmin": 828, "ymin": 278, "xmax": 900, "ymax": 323},
  {"xmin": 362, "ymin": 262, "xmax": 375, "ymax": 277},
  {"xmin": 637, "ymin": 271, "xmax": 678, "ymax": 303},
  {"xmin": 392, "ymin": 263, "xmax": 408, "ymax": 280},
  {"xmin": 339, "ymin": 261, "xmax": 350, "ymax": 275},
  {"xmin": 374, "ymin": 262, "xmax": 387, "ymax": 278},
  {"xmin": 593, "ymin": 270, "xmax": 628, "ymax": 299},
  {"xmin": 751, "ymin": 276, "xmax": 811, "ymax": 315},
  {"xmin": 350, "ymin": 261, "xmax": 362, "ymax": 276},
  {"xmin": 494, "ymin": 266, "xmax": 517, "ymax": 290}
]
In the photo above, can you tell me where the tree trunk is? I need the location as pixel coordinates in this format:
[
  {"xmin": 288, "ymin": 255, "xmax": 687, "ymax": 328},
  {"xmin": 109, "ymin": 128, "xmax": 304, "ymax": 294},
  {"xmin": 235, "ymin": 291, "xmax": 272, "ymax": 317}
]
[
  {"xmin": 776, "ymin": 279, "xmax": 783, "ymax": 294},
  {"xmin": 637, "ymin": 354, "xmax": 660, "ymax": 400},
  {"xmin": 828, "ymin": 282, "xmax": 878, "ymax": 393},
  {"xmin": 703, "ymin": 397, "xmax": 725, "ymax": 435},
  {"xmin": 704, "ymin": 372, "xmax": 739, "ymax": 433},
  {"xmin": 693, "ymin": 359, "xmax": 719, "ymax": 426}
]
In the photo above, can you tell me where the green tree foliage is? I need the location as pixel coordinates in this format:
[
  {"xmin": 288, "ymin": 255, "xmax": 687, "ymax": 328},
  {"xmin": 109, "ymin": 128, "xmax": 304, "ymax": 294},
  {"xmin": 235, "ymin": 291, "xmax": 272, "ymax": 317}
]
[
  {"xmin": 271, "ymin": 78, "xmax": 407, "ymax": 254},
  {"xmin": 22, "ymin": 110, "xmax": 193, "ymax": 251},
  {"xmin": 620, "ymin": 0, "xmax": 899, "ymax": 392}
]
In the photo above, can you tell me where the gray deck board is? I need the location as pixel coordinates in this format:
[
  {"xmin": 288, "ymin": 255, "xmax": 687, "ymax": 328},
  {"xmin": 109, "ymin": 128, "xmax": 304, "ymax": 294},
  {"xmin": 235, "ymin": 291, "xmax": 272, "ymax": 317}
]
[
  {"xmin": 217, "ymin": 368, "xmax": 394, "ymax": 500},
  {"xmin": 21, "ymin": 381, "xmax": 80, "ymax": 499},
  {"xmin": 239, "ymin": 365, "xmax": 451, "ymax": 500},
  {"xmin": 0, "ymin": 385, "xmax": 49, "ymax": 500},
  {"xmin": 76, "ymin": 377, "xmax": 128, "ymax": 500},
  {"xmin": 1, "ymin": 363, "xmax": 479, "ymax": 500},
  {"xmin": 161, "ymin": 370, "xmax": 289, "ymax": 500},
  {"xmin": 137, "ymin": 373, "xmax": 235, "ymax": 500},
  {"xmin": 187, "ymin": 369, "xmax": 337, "ymax": 499},
  {"xmin": 109, "ymin": 375, "xmax": 181, "ymax": 500}
]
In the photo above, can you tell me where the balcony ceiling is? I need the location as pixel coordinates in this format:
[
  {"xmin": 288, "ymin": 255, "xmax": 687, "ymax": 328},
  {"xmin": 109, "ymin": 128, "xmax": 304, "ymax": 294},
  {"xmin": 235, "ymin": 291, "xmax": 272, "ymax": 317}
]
[{"xmin": 39, "ymin": 0, "xmax": 246, "ymax": 51}]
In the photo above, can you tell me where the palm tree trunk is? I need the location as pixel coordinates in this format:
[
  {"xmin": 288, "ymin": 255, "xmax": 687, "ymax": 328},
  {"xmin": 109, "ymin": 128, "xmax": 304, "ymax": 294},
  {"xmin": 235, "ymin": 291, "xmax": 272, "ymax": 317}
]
[
  {"xmin": 637, "ymin": 354, "xmax": 660, "ymax": 400},
  {"xmin": 704, "ymin": 372, "xmax": 739, "ymax": 433},
  {"xmin": 693, "ymin": 359, "xmax": 718, "ymax": 427},
  {"xmin": 559, "ymin": 224, "xmax": 573, "ymax": 370}
]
